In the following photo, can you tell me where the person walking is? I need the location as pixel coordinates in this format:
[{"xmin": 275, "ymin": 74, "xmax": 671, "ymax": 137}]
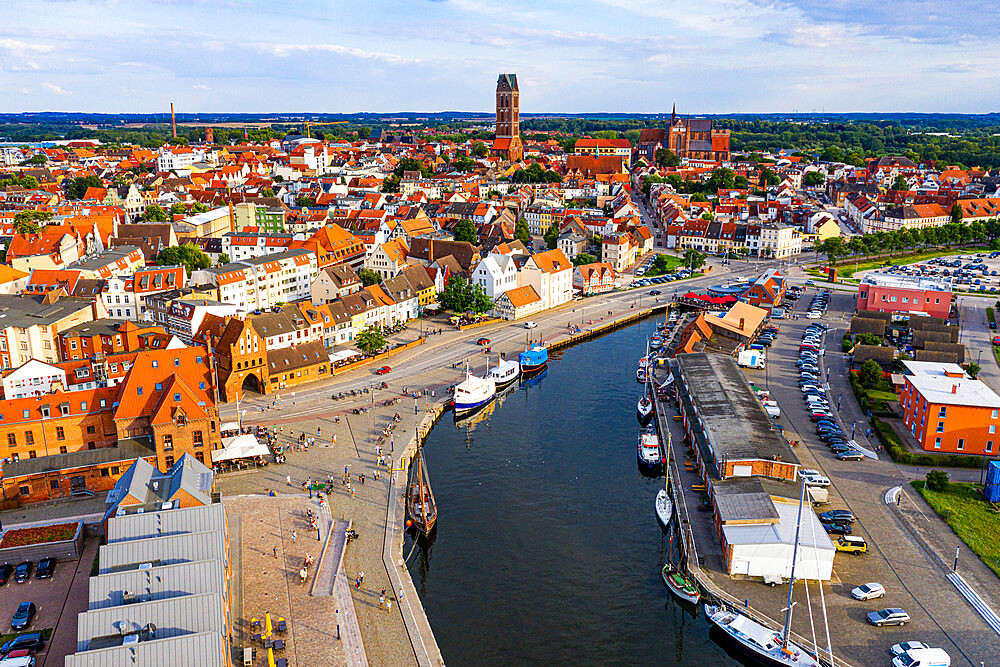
[
  {"xmin": 398, "ymin": 587, "xmax": 403, "ymax": 603},
  {"xmin": 286, "ymin": 475, "xmax": 291, "ymax": 486},
  {"xmin": 359, "ymin": 571, "xmax": 364, "ymax": 587},
  {"xmin": 292, "ymin": 531, "xmax": 297, "ymax": 543},
  {"xmin": 273, "ymin": 547, "xmax": 278, "ymax": 558},
  {"xmin": 386, "ymin": 598, "xmax": 392, "ymax": 614},
  {"xmin": 379, "ymin": 594, "xmax": 385, "ymax": 609}
]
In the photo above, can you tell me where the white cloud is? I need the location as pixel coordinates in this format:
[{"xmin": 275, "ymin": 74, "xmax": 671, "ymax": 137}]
[
  {"xmin": 0, "ymin": 39, "xmax": 53, "ymax": 53},
  {"xmin": 193, "ymin": 83, "xmax": 209, "ymax": 90},
  {"xmin": 252, "ymin": 42, "xmax": 416, "ymax": 65},
  {"xmin": 41, "ymin": 82, "xmax": 70, "ymax": 96}
]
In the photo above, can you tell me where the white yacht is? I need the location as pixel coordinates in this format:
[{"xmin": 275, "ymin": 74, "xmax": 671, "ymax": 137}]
[
  {"xmin": 453, "ymin": 364, "xmax": 497, "ymax": 414},
  {"xmin": 487, "ymin": 357, "xmax": 520, "ymax": 388}
]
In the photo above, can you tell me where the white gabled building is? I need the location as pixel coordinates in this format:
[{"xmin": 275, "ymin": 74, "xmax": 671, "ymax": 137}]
[
  {"xmin": 471, "ymin": 254, "xmax": 518, "ymax": 301},
  {"xmin": 2, "ymin": 359, "xmax": 67, "ymax": 399},
  {"xmin": 192, "ymin": 249, "xmax": 317, "ymax": 311},
  {"xmin": 519, "ymin": 249, "xmax": 573, "ymax": 311}
]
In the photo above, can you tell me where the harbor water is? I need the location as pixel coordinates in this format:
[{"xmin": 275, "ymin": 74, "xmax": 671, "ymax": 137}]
[{"xmin": 405, "ymin": 317, "xmax": 744, "ymax": 665}]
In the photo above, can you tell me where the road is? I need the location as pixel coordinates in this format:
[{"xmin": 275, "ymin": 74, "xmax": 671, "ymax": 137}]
[{"xmin": 743, "ymin": 287, "xmax": 999, "ymax": 666}]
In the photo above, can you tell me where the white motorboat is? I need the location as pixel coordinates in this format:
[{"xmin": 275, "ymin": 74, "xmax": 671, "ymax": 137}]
[
  {"xmin": 487, "ymin": 357, "xmax": 520, "ymax": 388},
  {"xmin": 655, "ymin": 430, "xmax": 672, "ymax": 526},
  {"xmin": 637, "ymin": 395, "xmax": 654, "ymax": 425},
  {"xmin": 453, "ymin": 362, "xmax": 497, "ymax": 414},
  {"xmin": 637, "ymin": 429, "xmax": 663, "ymax": 473}
]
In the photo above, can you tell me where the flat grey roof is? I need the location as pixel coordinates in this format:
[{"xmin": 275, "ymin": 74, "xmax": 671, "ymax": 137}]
[
  {"xmin": 713, "ymin": 478, "xmax": 781, "ymax": 522},
  {"xmin": 65, "ymin": 631, "xmax": 227, "ymax": 666},
  {"xmin": 98, "ymin": 529, "xmax": 226, "ymax": 575},
  {"xmin": 88, "ymin": 558, "xmax": 227, "ymax": 610},
  {"xmin": 2, "ymin": 439, "xmax": 154, "ymax": 480},
  {"xmin": 76, "ymin": 592, "xmax": 225, "ymax": 652},
  {"xmin": 676, "ymin": 353, "xmax": 799, "ymax": 465},
  {"xmin": 66, "ymin": 246, "xmax": 141, "ymax": 271},
  {"xmin": 107, "ymin": 503, "xmax": 226, "ymax": 544},
  {"xmin": 0, "ymin": 294, "xmax": 93, "ymax": 328}
]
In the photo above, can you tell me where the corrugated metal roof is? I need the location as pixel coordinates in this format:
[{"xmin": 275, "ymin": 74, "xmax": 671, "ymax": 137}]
[
  {"xmin": 65, "ymin": 631, "xmax": 227, "ymax": 667},
  {"xmin": 88, "ymin": 558, "xmax": 227, "ymax": 610},
  {"xmin": 76, "ymin": 593, "xmax": 225, "ymax": 652},
  {"xmin": 107, "ymin": 503, "xmax": 226, "ymax": 544},
  {"xmin": 99, "ymin": 530, "xmax": 226, "ymax": 574}
]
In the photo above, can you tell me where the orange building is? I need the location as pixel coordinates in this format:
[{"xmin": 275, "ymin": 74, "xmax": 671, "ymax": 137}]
[{"xmin": 899, "ymin": 361, "xmax": 1000, "ymax": 456}]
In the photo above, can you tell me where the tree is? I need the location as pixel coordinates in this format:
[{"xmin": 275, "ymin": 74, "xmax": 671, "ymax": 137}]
[
  {"xmin": 217, "ymin": 253, "xmax": 231, "ymax": 266},
  {"xmin": 157, "ymin": 243, "xmax": 211, "ymax": 276},
  {"xmin": 13, "ymin": 210, "xmax": 53, "ymax": 233},
  {"xmin": 21, "ymin": 154, "xmax": 47, "ymax": 165},
  {"xmin": 67, "ymin": 174, "xmax": 102, "ymax": 200},
  {"xmin": 858, "ymin": 332, "xmax": 882, "ymax": 346},
  {"xmin": 296, "ymin": 196, "xmax": 317, "ymax": 208},
  {"xmin": 654, "ymin": 148, "xmax": 680, "ymax": 168},
  {"xmin": 690, "ymin": 192, "xmax": 708, "ymax": 203},
  {"xmin": 820, "ymin": 146, "xmax": 844, "ymax": 163},
  {"xmin": 965, "ymin": 362, "xmax": 981, "ymax": 379},
  {"xmin": 381, "ymin": 176, "xmax": 400, "ymax": 193},
  {"xmin": 138, "ymin": 205, "xmax": 169, "ymax": 222},
  {"xmin": 393, "ymin": 157, "xmax": 432, "ymax": 178},
  {"xmin": 803, "ymin": 171, "xmax": 825, "ymax": 187},
  {"xmin": 818, "ymin": 237, "xmax": 846, "ymax": 265},
  {"xmin": 543, "ymin": 224, "xmax": 560, "ymax": 250},
  {"xmin": 682, "ymin": 249, "xmax": 706, "ymax": 271},
  {"xmin": 358, "ymin": 269, "xmax": 381, "ymax": 287},
  {"xmin": 758, "ymin": 168, "xmax": 780, "ymax": 187},
  {"xmin": 951, "ymin": 203, "xmax": 964, "ymax": 226},
  {"xmin": 453, "ymin": 219, "xmax": 478, "ymax": 244},
  {"xmin": 891, "ymin": 175, "xmax": 909, "ymax": 191},
  {"xmin": 439, "ymin": 276, "xmax": 492, "ymax": 314},
  {"xmin": 572, "ymin": 253, "xmax": 596, "ymax": 266},
  {"xmin": 0, "ymin": 174, "xmax": 39, "ymax": 190},
  {"xmin": 355, "ymin": 325, "xmax": 387, "ymax": 355},
  {"xmin": 451, "ymin": 155, "xmax": 476, "ymax": 172},
  {"xmin": 514, "ymin": 218, "xmax": 531, "ymax": 246},
  {"xmin": 925, "ymin": 470, "xmax": 950, "ymax": 492},
  {"xmin": 260, "ymin": 188, "xmax": 275, "ymax": 198},
  {"xmin": 471, "ymin": 142, "xmax": 488, "ymax": 158},
  {"xmin": 859, "ymin": 359, "xmax": 882, "ymax": 389}
]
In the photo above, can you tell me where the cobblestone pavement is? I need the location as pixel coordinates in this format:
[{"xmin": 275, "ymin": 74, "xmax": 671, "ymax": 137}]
[{"xmin": 225, "ymin": 494, "xmax": 347, "ymax": 667}]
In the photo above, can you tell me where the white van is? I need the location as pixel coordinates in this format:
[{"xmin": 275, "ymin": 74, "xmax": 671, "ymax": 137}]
[{"xmin": 892, "ymin": 647, "xmax": 950, "ymax": 667}]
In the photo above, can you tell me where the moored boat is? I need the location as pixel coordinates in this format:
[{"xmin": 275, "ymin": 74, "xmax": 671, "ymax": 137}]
[
  {"xmin": 705, "ymin": 606, "xmax": 819, "ymax": 667},
  {"xmin": 637, "ymin": 395, "xmax": 653, "ymax": 425},
  {"xmin": 519, "ymin": 344, "xmax": 548, "ymax": 373},
  {"xmin": 651, "ymin": 334, "xmax": 663, "ymax": 349},
  {"xmin": 637, "ymin": 429, "xmax": 663, "ymax": 473},
  {"xmin": 407, "ymin": 446, "xmax": 437, "ymax": 535},
  {"xmin": 661, "ymin": 565, "xmax": 700, "ymax": 605},
  {"xmin": 453, "ymin": 363, "xmax": 497, "ymax": 414},
  {"xmin": 487, "ymin": 357, "xmax": 520, "ymax": 388},
  {"xmin": 655, "ymin": 489, "xmax": 673, "ymax": 526}
]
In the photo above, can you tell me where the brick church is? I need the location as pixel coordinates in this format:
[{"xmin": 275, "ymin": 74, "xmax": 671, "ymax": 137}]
[
  {"xmin": 491, "ymin": 73, "xmax": 524, "ymax": 162},
  {"xmin": 636, "ymin": 105, "xmax": 730, "ymax": 163}
]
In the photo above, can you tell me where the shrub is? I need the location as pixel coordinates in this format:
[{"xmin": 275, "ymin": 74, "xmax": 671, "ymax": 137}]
[{"xmin": 926, "ymin": 470, "xmax": 950, "ymax": 491}]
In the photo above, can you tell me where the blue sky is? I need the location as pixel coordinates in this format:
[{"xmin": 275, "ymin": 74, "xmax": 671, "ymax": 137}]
[{"xmin": 2, "ymin": 0, "xmax": 996, "ymax": 114}]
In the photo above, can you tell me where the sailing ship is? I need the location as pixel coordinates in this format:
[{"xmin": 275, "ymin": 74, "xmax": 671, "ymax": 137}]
[
  {"xmin": 655, "ymin": 426, "xmax": 673, "ymax": 525},
  {"xmin": 519, "ymin": 343, "xmax": 548, "ymax": 374},
  {"xmin": 637, "ymin": 340, "xmax": 654, "ymax": 425},
  {"xmin": 705, "ymin": 482, "xmax": 820, "ymax": 667},
  {"xmin": 661, "ymin": 564, "xmax": 700, "ymax": 605},
  {"xmin": 487, "ymin": 357, "xmax": 521, "ymax": 388},
  {"xmin": 407, "ymin": 445, "xmax": 437, "ymax": 535},
  {"xmin": 453, "ymin": 361, "xmax": 497, "ymax": 414},
  {"xmin": 637, "ymin": 428, "xmax": 664, "ymax": 474}
]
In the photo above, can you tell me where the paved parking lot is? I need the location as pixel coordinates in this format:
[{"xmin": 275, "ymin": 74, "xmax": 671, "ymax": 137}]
[
  {"xmin": 740, "ymin": 287, "xmax": 999, "ymax": 666},
  {"xmin": 0, "ymin": 537, "xmax": 97, "ymax": 665},
  {"xmin": 862, "ymin": 250, "xmax": 1000, "ymax": 295}
]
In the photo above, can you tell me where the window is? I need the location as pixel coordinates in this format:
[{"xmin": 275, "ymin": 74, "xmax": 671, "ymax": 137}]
[
  {"xmin": 70, "ymin": 340, "xmax": 77, "ymax": 350},
  {"xmin": 174, "ymin": 358, "xmax": 180, "ymax": 367},
  {"xmin": 111, "ymin": 466, "xmax": 119, "ymax": 475},
  {"xmin": 22, "ymin": 410, "xmax": 28, "ymax": 419},
  {"xmin": 934, "ymin": 437, "xmax": 942, "ymax": 449},
  {"xmin": 50, "ymin": 480, "xmax": 59, "ymax": 489},
  {"xmin": 137, "ymin": 387, "xmax": 143, "ymax": 396},
  {"xmin": 193, "ymin": 431, "xmax": 203, "ymax": 446},
  {"xmin": 60, "ymin": 403, "xmax": 69, "ymax": 416},
  {"xmin": 991, "ymin": 426, "xmax": 997, "ymax": 435},
  {"xmin": 7, "ymin": 433, "xmax": 14, "ymax": 446},
  {"xmin": 936, "ymin": 421, "xmax": 945, "ymax": 433},
  {"xmin": 59, "ymin": 445, "xmax": 67, "ymax": 454},
  {"xmin": 195, "ymin": 451, "xmax": 204, "ymax": 463},
  {"xmin": 152, "ymin": 360, "xmax": 158, "ymax": 368},
  {"xmin": 39, "ymin": 406, "xmax": 50, "ymax": 418},
  {"xmin": 100, "ymin": 468, "xmax": 110, "ymax": 477},
  {"xmin": 155, "ymin": 382, "xmax": 163, "ymax": 391},
  {"xmin": 164, "ymin": 456, "xmax": 174, "ymax": 468},
  {"xmin": 988, "ymin": 441, "xmax": 995, "ymax": 453},
  {"xmin": 18, "ymin": 486, "xmax": 28, "ymax": 496},
  {"xmin": 86, "ymin": 425, "xmax": 96, "ymax": 434},
  {"xmin": 993, "ymin": 410, "xmax": 998, "ymax": 419},
  {"xmin": 938, "ymin": 407, "xmax": 947, "ymax": 418},
  {"xmin": 162, "ymin": 434, "xmax": 173, "ymax": 450},
  {"xmin": 174, "ymin": 393, "xmax": 181, "ymax": 402},
  {"xmin": 28, "ymin": 451, "xmax": 36, "ymax": 459},
  {"xmin": 87, "ymin": 442, "xmax": 96, "ymax": 450},
  {"xmin": 199, "ymin": 382, "xmax": 206, "ymax": 390},
  {"xmin": 25, "ymin": 431, "xmax": 33, "ymax": 445},
  {"xmin": 957, "ymin": 438, "xmax": 965, "ymax": 451},
  {"xmin": 56, "ymin": 427, "xmax": 64, "ymax": 440}
]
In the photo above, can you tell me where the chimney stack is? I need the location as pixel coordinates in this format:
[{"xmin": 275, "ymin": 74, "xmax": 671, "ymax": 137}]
[
  {"xmin": 739, "ymin": 317, "xmax": 745, "ymax": 330},
  {"xmin": 952, "ymin": 384, "xmax": 958, "ymax": 394},
  {"xmin": 170, "ymin": 103, "xmax": 177, "ymax": 138}
]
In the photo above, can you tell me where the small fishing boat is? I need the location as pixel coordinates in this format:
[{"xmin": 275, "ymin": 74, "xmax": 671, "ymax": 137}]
[
  {"xmin": 487, "ymin": 357, "xmax": 520, "ymax": 388},
  {"xmin": 661, "ymin": 565, "xmax": 700, "ymax": 605},
  {"xmin": 407, "ymin": 445, "xmax": 437, "ymax": 535},
  {"xmin": 637, "ymin": 429, "xmax": 664, "ymax": 473},
  {"xmin": 651, "ymin": 334, "xmax": 664, "ymax": 349},
  {"xmin": 637, "ymin": 395, "xmax": 654, "ymax": 425},
  {"xmin": 453, "ymin": 362, "xmax": 497, "ymax": 414},
  {"xmin": 519, "ymin": 344, "xmax": 548, "ymax": 373},
  {"xmin": 636, "ymin": 367, "xmax": 647, "ymax": 383}
]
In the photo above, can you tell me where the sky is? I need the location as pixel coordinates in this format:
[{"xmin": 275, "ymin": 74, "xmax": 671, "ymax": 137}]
[{"xmin": 2, "ymin": 0, "xmax": 997, "ymax": 114}]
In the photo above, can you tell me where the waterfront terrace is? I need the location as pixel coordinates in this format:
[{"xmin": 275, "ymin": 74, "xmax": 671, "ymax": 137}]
[{"xmin": 673, "ymin": 353, "xmax": 799, "ymax": 482}]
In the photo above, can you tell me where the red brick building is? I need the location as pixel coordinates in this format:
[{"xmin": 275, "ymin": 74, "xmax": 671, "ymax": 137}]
[{"xmin": 856, "ymin": 273, "xmax": 952, "ymax": 319}]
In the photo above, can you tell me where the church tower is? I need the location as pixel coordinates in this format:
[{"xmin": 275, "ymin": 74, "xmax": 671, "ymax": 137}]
[{"xmin": 492, "ymin": 73, "xmax": 524, "ymax": 162}]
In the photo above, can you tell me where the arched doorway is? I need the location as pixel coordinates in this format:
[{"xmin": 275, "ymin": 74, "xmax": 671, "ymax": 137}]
[{"xmin": 241, "ymin": 373, "xmax": 262, "ymax": 395}]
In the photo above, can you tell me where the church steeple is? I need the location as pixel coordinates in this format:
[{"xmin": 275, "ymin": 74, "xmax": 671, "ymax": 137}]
[{"xmin": 671, "ymin": 102, "xmax": 676, "ymax": 126}]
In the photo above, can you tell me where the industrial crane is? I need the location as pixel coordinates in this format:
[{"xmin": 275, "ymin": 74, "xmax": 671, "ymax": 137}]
[{"xmin": 303, "ymin": 121, "xmax": 348, "ymax": 138}]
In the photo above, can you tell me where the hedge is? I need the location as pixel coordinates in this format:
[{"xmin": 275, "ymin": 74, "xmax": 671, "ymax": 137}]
[{"xmin": 872, "ymin": 417, "xmax": 995, "ymax": 469}]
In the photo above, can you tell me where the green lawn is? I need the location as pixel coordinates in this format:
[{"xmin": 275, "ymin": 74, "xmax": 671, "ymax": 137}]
[
  {"xmin": 866, "ymin": 389, "xmax": 899, "ymax": 402},
  {"xmin": 644, "ymin": 254, "xmax": 686, "ymax": 277},
  {"xmin": 912, "ymin": 480, "xmax": 1000, "ymax": 578},
  {"xmin": 988, "ymin": 308, "xmax": 996, "ymax": 324},
  {"xmin": 827, "ymin": 246, "xmax": 989, "ymax": 280}
]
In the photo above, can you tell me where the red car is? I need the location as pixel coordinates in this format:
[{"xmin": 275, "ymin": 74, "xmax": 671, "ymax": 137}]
[
  {"xmin": 993, "ymin": 336, "xmax": 1000, "ymax": 345},
  {"xmin": 375, "ymin": 366, "xmax": 391, "ymax": 375},
  {"xmin": 476, "ymin": 337, "xmax": 490, "ymax": 345}
]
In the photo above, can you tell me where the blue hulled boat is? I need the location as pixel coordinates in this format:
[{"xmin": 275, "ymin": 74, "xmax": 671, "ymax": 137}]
[{"xmin": 518, "ymin": 344, "xmax": 548, "ymax": 373}]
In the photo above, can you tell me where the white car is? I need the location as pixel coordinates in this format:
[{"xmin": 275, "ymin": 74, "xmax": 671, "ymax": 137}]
[
  {"xmin": 806, "ymin": 311, "xmax": 821, "ymax": 319},
  {"xmin": 852, "ymin": 582, "xmax": 887, "ymax": 600},
  {"xmin": 800, "ymin": 473, "xmax": 831, "ymax": 487},
  {"xmin": 524, "ymin": 321, "xmax": 538, "ymax": 329},
  {"xmin": 891, "ymin": 641, "xmax": 930, "ymax": 656}
]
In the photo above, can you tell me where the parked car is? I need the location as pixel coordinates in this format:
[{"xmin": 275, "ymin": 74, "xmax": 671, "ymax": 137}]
[
  {"xmin": 836, "ymin": 536, "xmax": 867, "ymax": 554},
  {"xmin": 35, "ymin": 559, "xmax": 54, "ymax": 580},
  {"xmin": 13, "ymin": 563, "xmax": 31, "ymax": 584},
  {"xmin": 820, "ymin": 510, "xmax": 855, "ymax": 523},
  {"xmin": 374, "ymin": 366, "xmax": 391, "ymax": 375},
  {"xmin": 822, "ymin": 522, "xmax": 852, "ymax": 535},
  {"xmin": 0, "ymin": 564, "xmax": 12, "ymax": 585},
  {"xmin": 0, "ymin": 632, "xmax": 43, "ymax": 654},
  {"xmin": 852, "ymin": 582, "xmax": 886, "ymax": 600},
  {"xmin": 9, "ymin": 602, "xmax": 35, "ymax": 631},
  {"xmin": 891, "ymin": 641, "xmax": 930, "ymax": 656},
  {"xmin": 837, "ymin": 450, "xmax": 865, "ymax": 461},
  {"xmin": 524, "ymin": 321, "xmax": 538, "ymax": 329},
  {"xmin": 868, "ymin": 608, "xmax": 910, "ymax": 627}
]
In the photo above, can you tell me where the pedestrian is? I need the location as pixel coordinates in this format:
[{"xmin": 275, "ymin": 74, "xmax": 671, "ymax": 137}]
[
  {"xmin": 398, "ymin": 587, "xmax": 403, "ymax": 602},
  {"xmin": 379, "ymin": 594, "xmax": 385, "ymax": 609},
  {"xmin": 286, "ymin": 475, "xmax": 291, "ymax": 486},
  {"xmin": 359, "ymin": 571, "xmax": 364, "ymax": 586},
  {"xmin": 386, "ymin": 598, "xmax": 392, "ymax": 613},
  {"xmin": 381, "ymin": 587, "xmax": 387, "ymax": 600},
  {"xmin": 273, "ymin": 546, "xmax": 278, "ymax": 558},
  {"xmin": 355, "ymin": 576, "xmax": 361, "ymax": 589},
  {"xmin": 360, "ymin": 473, "xmax": 365, "ymax": 485},
  {"xmin": 292, "ymin": 531, "xmax": 297, "ymax": 543},
  {"xmin": 351, "ymin": 487, "xmax": 356, "ymax": 499}
]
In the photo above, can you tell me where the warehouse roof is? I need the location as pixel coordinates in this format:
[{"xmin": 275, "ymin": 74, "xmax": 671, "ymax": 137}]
[
  {"xmin": 88, "ymin": 558, "xmax": 226, "ymax": 610},
  {"xmin": 65, "ymin": 631, "xmax": 227, "ymax": 667}
]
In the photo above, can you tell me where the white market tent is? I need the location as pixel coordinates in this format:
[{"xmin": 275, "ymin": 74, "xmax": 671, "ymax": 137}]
[
  {"xmin": 330, "ymin": 349, "xmax": 363, "ymax": 363},
  {"xmin": 211, "ymin": 435, "xmax": 271, "ymax": 463}
]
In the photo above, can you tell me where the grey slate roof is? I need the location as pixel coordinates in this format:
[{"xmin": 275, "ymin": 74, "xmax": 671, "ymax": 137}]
[
  {"xmin": 3, "ymin": 439, "xmax": 154, "ymax": 480},
  {"xmin": 64, "ymin": 631, "xmax": 227, "ymax": 667},
  {"xmin": 0, "ymin": 294, "xmax": 93, "ymax": 329},
  {"xmin": 713, "ymin": 478, "xmax": 781, "ymax": 522}
]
